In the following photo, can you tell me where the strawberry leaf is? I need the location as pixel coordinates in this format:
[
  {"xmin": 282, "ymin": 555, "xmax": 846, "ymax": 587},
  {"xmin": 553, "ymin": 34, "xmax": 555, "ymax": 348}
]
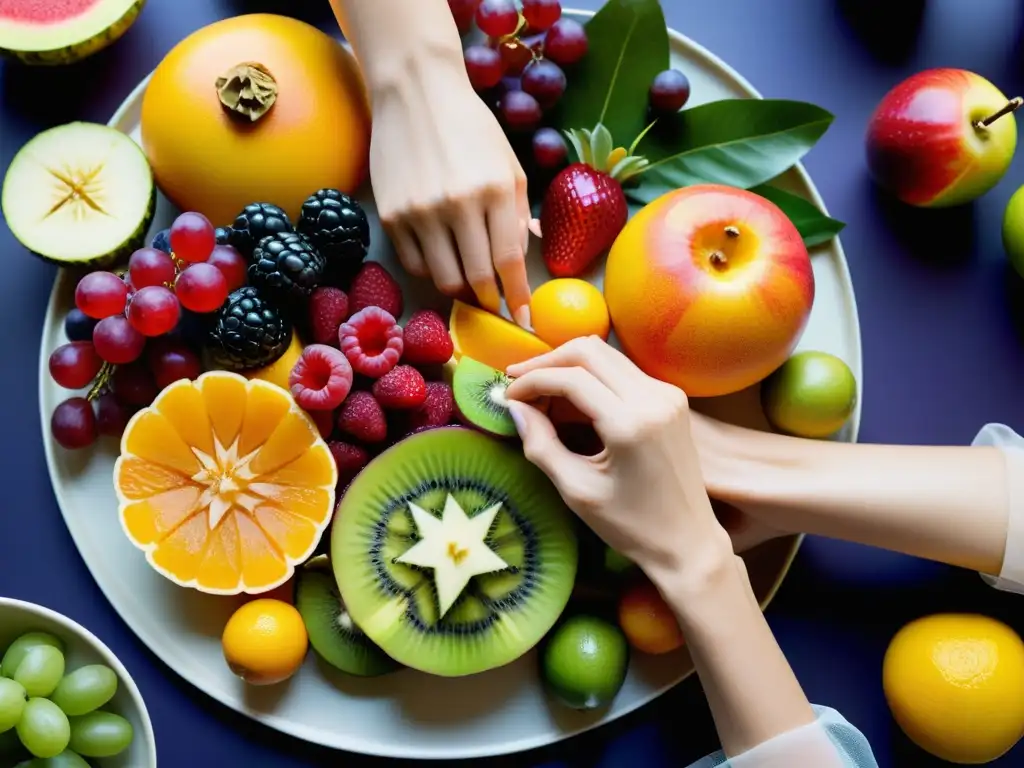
[
  {"xmin": 554, "ymin": 0, "xmax": 670, "ymax": 145},
  {"xmin": 633, "ymin": 99, "xmax": 835, "ymax": 191},
  {"xmin": 750, "ymin": 184, "xmax": 845, "ymax": 246}
]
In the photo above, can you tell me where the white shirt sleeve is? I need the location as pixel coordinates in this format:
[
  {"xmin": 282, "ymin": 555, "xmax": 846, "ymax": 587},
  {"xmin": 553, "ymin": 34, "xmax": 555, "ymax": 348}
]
[
  {"xmin": 685, "ymin": 706, "xmax": 878, "ymax": 767},
  {"xmin": 973, "ymin": 423, "xmax": 1024, "ymax": 594}
]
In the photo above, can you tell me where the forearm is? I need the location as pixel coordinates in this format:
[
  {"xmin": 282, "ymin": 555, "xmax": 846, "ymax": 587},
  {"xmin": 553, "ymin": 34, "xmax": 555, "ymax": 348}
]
[
  {"xmin": 708, "ymin": 423, "xmax": 1009, "ymax": 575},
  {"xmin": 330, "ymin": 0, "xmax": 466, "ymax": 94},
  {"xmin": 652, "ymin": 552, "xmax": 829, "ymax": 761}
]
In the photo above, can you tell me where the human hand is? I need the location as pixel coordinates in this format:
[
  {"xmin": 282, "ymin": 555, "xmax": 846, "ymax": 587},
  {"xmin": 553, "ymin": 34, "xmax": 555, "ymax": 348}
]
[
  {"xmin": 368, "ymin": 57, "xmax": 532, "ymax": 326},
  {"xmin": 504, "ymin": 337, "xmax": 735, "ymax": 587}
]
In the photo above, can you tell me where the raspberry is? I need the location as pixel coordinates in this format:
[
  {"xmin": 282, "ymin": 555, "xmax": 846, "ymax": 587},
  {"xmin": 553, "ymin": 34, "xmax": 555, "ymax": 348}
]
[
  {"xmin": 401, "ymin": 310, "xmax": 454, "ymax": 366},
  {"xmin": 289, "ymin": 344, "xmax": 354, "ymax": 411},
  {"xmin": 338, "ymin": 306, "xmax": 404, "ymax": 378},
  {"xmin": 336, "ymin": 391, "xmax": 388, "ymax": 443},
  {"xmin": 308, "ymin": 408, "xmax": 335, "ymax": 439},
  {"xmin": 407, "ymin": 382, "xmax": 455, "ymax": 432},
  {"xmin": 372, "ymin": 365, "xmax": 427, "ymax": 410},
  {"xmin": 308, "ymin": 287, "xmax": 349, "ymax": 346},
  {"xmin": 328, "ymin": 440, "xmax": 370, "ymax": 489},
  {"xmin": 349, "ymin": 262, "xmax": 404, "ymax": 318}
]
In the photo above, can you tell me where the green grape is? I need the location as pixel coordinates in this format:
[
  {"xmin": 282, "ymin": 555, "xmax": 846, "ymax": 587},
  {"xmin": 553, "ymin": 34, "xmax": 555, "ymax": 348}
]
[
  {"xmin": 49, "ymin": 665, "xmax": 117, "ymax": 716},
  {"xmin": 13, "ymin": 647, "xmax": 65, "ymax": 698},
  {"xmin": 1, "ymin": 634, "xmax": 64, "ymax": 678},
  {"xmin": 15, "ymin": 699, "xmax": 70, "ymax": 759},
  {"xmin": 68, "ymin": 711, "xmax": 133, "ymax": 758},
  {"xmin": 15, "ymin": 749, "xmax": 91, "ymax": 767},
  {"xmin": 0, "ymin": 677, "xmax": 28, "ymax": 732}
]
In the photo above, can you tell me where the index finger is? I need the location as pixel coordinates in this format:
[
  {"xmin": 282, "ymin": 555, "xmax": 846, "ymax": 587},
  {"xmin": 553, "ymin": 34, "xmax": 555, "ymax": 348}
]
[
  {"xmin": 487, "ymin": 188, "xmax": 532, "ymax": 328},
  {"xmin": 506, "ymin": 366, "xmax": 620, "ymax": 425},
  {"xmin": 507, "ymin": 337, "xmax": 645, "ymax": 395}
]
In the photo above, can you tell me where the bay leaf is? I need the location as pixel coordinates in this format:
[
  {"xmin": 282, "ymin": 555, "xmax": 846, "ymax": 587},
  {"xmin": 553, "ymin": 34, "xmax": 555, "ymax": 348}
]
[{"xmin": 554, "ymin": 0, "xmax": 670, "ymax": 145}]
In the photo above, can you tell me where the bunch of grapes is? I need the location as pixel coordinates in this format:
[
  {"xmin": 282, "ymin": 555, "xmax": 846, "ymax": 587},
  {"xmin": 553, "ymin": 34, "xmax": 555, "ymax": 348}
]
[
  {"xmin": 48, "ymin": 211, "xmax": 245, "ymax": 450},
  {"xmin": 458, "ymin": 0, "xmax": 588, "ymax": 169}
]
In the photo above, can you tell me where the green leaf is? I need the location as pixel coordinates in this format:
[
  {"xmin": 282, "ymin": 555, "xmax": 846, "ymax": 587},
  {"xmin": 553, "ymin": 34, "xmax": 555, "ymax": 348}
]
[
  {"xmin": 634, "ymin": 99, "xmax": 834, "ymax": 192},
  {"xmin": 750, "ymin": 184, "xmax": 845, "ymax": 246},
  {"xmin": 554, "ymin": 0, "xmax": 670, "ymax": 144}
]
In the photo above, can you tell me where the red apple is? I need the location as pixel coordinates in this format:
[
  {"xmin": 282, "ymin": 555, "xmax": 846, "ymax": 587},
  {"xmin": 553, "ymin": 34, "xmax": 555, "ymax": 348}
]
[{"xmin": 866, "ymin": 68, "xmax": 1020, "ymax": 207}]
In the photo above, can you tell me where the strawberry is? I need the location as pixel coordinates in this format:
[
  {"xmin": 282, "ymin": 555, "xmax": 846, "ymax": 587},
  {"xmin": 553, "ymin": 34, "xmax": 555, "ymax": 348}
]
[{"xmin": 540, "ymin": 124, "xmax": 648, "ymax": 278}]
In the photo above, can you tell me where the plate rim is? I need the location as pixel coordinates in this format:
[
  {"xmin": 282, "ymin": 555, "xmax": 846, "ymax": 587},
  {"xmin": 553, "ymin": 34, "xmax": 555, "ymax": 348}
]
[{"xmin": 37, "ymin": 10, "xmax": 861, "ymax": 760}]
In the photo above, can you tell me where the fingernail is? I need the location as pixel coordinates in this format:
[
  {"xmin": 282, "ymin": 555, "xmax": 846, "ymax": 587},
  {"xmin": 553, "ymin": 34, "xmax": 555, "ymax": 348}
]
[
  {"xmin": 513, "ymin": 305, "xmax": 531, "ymax": 329},
  {"xmin": 529, "ymin": 218, "xmax": 543, "ymax": 238},
  {"xmin": 507, "ymin": 401, "xmax": 528, "ymax": 438}
]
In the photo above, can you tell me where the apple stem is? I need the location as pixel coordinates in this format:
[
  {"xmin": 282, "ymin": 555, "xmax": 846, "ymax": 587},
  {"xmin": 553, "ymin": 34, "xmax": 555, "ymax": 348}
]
[
  {"xmin": 724, "ymin": 226, "xmax": 740, "ymax": 238},
  {"xmin": 974, "ymin": 97, "xmax": 1024, "ymax": 129},
  {"xmin": 709, "ymin": 251, "xmax": 728, "ymax": 269}
]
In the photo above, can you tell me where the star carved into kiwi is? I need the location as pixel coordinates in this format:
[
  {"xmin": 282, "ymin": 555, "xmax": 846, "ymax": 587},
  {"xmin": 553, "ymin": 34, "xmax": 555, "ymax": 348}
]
[{"xmin": 395, "ymin": 494, "xmax": 508, "ymax": 618}]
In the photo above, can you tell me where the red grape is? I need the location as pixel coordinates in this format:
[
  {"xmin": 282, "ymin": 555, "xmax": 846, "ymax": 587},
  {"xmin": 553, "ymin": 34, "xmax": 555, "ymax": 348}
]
[
  {"xmin": 93, "ymin": 315, "xmax": 146, "ymax": 364},
  {"xmin": 448, "ymin": 0, "xmax": 482, "ymax": 35},
  {"xmin": 206, "ymin": 245, "xmax": 248, "ymax": 292},
  {"xmin": 75, "ymin": 271, "xmax": 129, "ymax": 319},
  {"xmin": 649, "ymin": 69, "xmax": 691, "ymax": 114},
  {"xmin": 95, "ymin": 391, "xmax": 133, "ymax": 438},
  {"xmin": 128, "ymin": 285, "xmax": 181, "ymax": 337},
  {"xmin": 497, "ymin": 38, "xmax": 535, "ymax": 77},
  {"xmin": 476, "ymin": 0, "xmax": 519, "ymax": 37},
  {"xmin": 464, "ymin": 45, "xmax": 505, "ymax": 91},
  {"xmin": 175, "ymin": 262, "xmax": 229, "ymax": 313},
  {"xmin": 521, "ymin": 59, "xmax": 566, "ymax": 108},
  {"xmin": 544, "ymin": 19, "xmax": 588, "ymax": 65},
  {"xmin": 49, "ymin": 342, "xmax": 103, "ymax": 390},
  {"xmin": 129, "ymin": 247, "xmax": 177, "ymax": 289},
  {"xmin": 51, "ymin": 397, "xmax": 98, "ymax": 450},
  {"xmin": 522, "ymin": 0, "xmax": 561, "ymax": 31},
  {"xmin": 499, "ymin": 90, "xmax": 543, "ymax": 132},
  {"xmin": 169, "ymin": 211, "xmax": 216, "ymax": 264},
  {"xmin": 532, "ymin": 127, "xmax": 568, "ymax": 168},
  {"xmin": 147, "ymin": 339, "xmax": 203, "ymax": 389},
  {"xmin": 112, "ymin": 361, "xmax": 159, "ymax": 406}
]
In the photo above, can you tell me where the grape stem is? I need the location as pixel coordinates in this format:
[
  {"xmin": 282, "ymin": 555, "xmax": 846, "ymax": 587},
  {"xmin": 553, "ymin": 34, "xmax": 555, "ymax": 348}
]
[{"xmin": 87, "ymin": 362, "xmax": 115, "ymax": 402}]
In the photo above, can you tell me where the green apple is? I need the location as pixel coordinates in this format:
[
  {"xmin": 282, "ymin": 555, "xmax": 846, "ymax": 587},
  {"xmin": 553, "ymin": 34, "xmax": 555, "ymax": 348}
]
[
  {"xmin": 1002, "ymin": 183, "xmax": 1024, "ymax": 279},
  {"xmin": 761, "ymin": 351, "xmax": 858, "ymax": 439}
]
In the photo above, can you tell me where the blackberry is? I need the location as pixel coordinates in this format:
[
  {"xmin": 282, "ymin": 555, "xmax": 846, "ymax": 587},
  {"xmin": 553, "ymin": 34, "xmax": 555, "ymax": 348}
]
[
  {"xmin": 296, "ymin": 189, "xmax": 370, "ymax": 282},
  {"xmin": 206, "ymin": 286, "xmax": 292, "ymax": 371},
  {"xmin": 214, "ymin": 226, "xmax": 233, "ymax": 246},
  {"xmin": 248, "ymin": 231, "xmax": 326, "ymax": 305},
  {"xmin": 151, "ymin": 228, "xmax": 171, "ymax": 254},
  {"xmin": 229, "ymin": 202, "xmax": 293, "ymax": 256}
]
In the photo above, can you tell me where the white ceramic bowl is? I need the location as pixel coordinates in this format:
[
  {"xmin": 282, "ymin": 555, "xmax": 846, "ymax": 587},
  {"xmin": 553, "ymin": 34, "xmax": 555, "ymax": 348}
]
[{"xmin": 0, "ymin": 598, "xmax": 156, "ymax": 766}]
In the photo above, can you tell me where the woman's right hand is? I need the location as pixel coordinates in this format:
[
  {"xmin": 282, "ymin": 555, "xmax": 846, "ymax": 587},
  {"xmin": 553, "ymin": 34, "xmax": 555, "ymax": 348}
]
[{"xmin": 505, "ymin": 337, "xmax": 735, "ymax": 588}]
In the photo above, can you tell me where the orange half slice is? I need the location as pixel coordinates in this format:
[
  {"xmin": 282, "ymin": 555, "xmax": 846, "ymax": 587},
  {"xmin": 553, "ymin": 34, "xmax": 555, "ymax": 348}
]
[
  {"xmin": 114, "ymin": 371, "xmax": 338, "ymax": 595},
  {"xmin": 449, "ymin": 300, "xmax": 551, "ymax": 373}
]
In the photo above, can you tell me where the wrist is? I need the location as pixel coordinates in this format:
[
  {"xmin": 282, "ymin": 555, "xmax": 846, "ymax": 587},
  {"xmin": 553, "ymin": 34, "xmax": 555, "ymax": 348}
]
[{"xmin": 364, "ymin": 33, "xmax": 468, "ymax": 104}]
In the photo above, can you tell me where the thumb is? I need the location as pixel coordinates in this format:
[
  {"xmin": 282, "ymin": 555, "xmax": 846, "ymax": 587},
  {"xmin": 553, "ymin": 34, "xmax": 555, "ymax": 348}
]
[{"xmin": 508, "ymin": 400, "xmax": 588, "ymax": 488}]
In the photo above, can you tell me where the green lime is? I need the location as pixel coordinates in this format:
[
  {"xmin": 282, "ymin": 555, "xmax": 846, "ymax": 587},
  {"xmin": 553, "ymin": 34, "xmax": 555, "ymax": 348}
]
[
  {"xmin": 1003, "ymin": 183, "xmax": 1024, "ymax": 279},
  {"xmin": 541, "ymin": 615, "xmax": 629, "ymax": 710},
  {"xmin": 761, "ymin": 351, "xmax": 857, "ymax": 439},
  {"xmin": 604, "ymin": 547, "xmax": 635, "ymax": 575}
]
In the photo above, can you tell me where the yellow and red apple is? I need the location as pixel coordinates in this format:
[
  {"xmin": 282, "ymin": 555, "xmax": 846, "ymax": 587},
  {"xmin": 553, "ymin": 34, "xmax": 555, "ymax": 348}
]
[
  {"xmin": 866, "ymin": 68, "xmax": 1020, "ymax": 207},
  {"xmin": 604, "ymin": 184, "xmax": 814, "ymax": 399}
]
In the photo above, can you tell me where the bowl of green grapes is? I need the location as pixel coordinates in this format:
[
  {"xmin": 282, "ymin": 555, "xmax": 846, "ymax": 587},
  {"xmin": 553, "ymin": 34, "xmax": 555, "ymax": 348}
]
[{"xmin": 0, "ymin": 598, "xmax": 156, "ymax": 766}]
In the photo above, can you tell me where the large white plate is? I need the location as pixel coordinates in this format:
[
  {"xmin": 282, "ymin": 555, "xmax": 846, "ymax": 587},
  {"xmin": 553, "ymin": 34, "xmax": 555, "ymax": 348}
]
[{"xmin": 38, "ymin": 11, "xmax": 862, "ymax": 761}]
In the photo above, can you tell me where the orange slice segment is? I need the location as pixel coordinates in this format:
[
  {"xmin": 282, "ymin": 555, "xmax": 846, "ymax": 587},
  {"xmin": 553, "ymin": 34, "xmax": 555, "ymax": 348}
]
[
  {"xmin": 449, "ymin": 300, "xmax": 552, "ymax": 372},
  {"xmin": 115, "ymin": 371, "xmax": 338, "ymax": 596}
]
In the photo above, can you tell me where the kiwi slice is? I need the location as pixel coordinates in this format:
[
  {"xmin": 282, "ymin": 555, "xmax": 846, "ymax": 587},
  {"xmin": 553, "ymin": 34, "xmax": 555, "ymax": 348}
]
[
  {"xmin": 452, "ymin": 356, "xmax": 517, "ymax": 437},
  {"xmin": 295, "ymin": 556, "xmax": 399, "ymax": 677},
  {"xmin": 332, "ymin": 427, "xmax": 578, "ymax": 677}
]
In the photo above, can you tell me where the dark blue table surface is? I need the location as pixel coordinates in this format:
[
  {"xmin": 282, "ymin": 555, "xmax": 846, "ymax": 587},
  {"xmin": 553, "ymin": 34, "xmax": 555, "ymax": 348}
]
[{"xmin": 4, "ymin": 0, "xmax": 1024, "ymax": 765}]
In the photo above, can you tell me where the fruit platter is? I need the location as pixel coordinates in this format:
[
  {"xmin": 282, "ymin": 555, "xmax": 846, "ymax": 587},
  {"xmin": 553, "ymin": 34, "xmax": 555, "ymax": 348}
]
[{"xmin": 19, "ymin": 0, "xmax": 861, "ymax": 759}]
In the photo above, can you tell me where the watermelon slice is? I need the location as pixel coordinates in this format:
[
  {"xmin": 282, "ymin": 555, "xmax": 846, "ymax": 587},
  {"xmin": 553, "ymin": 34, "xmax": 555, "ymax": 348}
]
[{"xmin": 0, "ymin": 0, "xmax": 145, "ymax": 65}]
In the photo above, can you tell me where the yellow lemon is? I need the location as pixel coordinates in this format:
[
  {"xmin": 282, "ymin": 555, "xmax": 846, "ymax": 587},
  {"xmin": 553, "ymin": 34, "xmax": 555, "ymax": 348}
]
[
  {"xmin": 245, "ymin": 330, "xmax": 303, "ymax": 391},
  {"xmin": 222, "ymin": 599, "xmax": 308, "ymax": 686},
  {"xmin": 883, "ymin": 613, "xmax": 1024, "ymax": 764},
  {"xmin": 529, "ymin": 279, "xmax": 610, "ymax": 349}
]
